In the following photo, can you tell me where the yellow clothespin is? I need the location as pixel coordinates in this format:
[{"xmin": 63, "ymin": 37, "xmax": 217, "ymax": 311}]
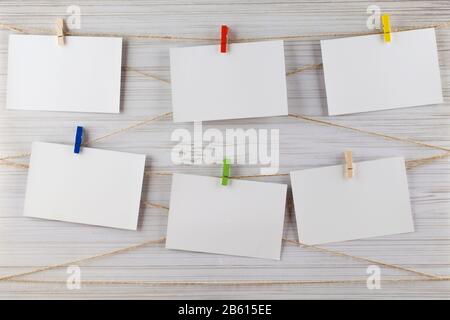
[
  {"xmin": 344, "ymin": 150, "xmax": 354, "ymax": 179},
  {"xmin": 381, "ymin": 14, "xmax": 391, "ymax": 43},
  {"xmin": 56, "ymin": 18, "xmax": 65, "ymax": 45}
]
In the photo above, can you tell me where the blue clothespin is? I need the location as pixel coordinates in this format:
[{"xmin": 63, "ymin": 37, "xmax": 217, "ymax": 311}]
[{"xmin": 74, "ymin": 126, "xmax": 83, "ymax": 154}]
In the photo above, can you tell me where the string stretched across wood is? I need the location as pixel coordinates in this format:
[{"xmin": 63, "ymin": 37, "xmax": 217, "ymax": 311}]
[{"xmin": 0, "ymin": 20, "xmax": 449, "ymax": 287}]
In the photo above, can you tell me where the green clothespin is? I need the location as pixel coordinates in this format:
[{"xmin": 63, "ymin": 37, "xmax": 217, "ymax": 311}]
[{"xmin": 221, "ymin": 158, "xmax": 231, "ymax": 186}]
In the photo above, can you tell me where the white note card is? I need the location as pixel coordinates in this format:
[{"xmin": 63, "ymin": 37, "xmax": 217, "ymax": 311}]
[
  {"xmin": 166, "ymin": 173, "xmax": 287, "ymax": 259},
  {"xmin": 321, "ymin": 28, "xmax": 443, "ymax": 115},
  {"xmin": 7, "ymin": 35, "xmax": 122, "ymax": 113},
  {"xmin": 24, "ymin": 142, "xmax": 145, "ymax": 230},
  {"xmin": 290, "ymin": 157, "xmax": 414, "ymax": 245},
  {"xmin": 169, "ymin": 40, "xmax": 288, "ymax": 122}
]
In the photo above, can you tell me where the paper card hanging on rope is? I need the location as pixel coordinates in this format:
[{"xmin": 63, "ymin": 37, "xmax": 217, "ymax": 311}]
[
  {"xmin": 166, "ymin": 173, "xmax": 287, "ymax": 260},
  {"xmin": 6, "ymin": 35, "xmax": 122, "ymax": 113},
  {"xmin": 23, "ymin": 142, "xmax": 145, "ymax": 230},
  {"xmin": 290, "ymin": 157, "xmax": 414, "ymax": 245},
  {"xmin": 169, "ymin": 40, "xmax": 288, "ymax": 122},
  {"xmin": 320, "ymin": 28, "xmax": 443, "ymax": 115}
]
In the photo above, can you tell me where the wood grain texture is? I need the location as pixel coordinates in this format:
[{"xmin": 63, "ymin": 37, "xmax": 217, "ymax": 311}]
[{"xmin": 1, "ymin": 0, "xmax": 450, "ymax": 299}]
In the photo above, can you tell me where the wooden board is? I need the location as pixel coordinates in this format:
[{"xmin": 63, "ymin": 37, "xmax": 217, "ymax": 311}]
[{"xmin": 0, "ymin": 0, "xmax": 449, "ymax": 299}]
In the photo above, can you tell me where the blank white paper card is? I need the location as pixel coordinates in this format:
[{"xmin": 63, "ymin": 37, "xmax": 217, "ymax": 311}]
[
  {"xmin": 24, "ymin": 142, "xmax": 145, "ymax": 230},
  {"xmin": 290, "ymin": 157, "xmax": 414, "ymax": 245},
  {"xmin": 166, "ymin": 173, "xmax": 287, "ymax": 259},
  {"xmin": 170, "ymin": 40, "xmax": 288, "ymax": 122},
  {"xmin": 7, "ymin": 35, "xmax": 122, "ymax": 113},
  {"xmin": 321, "ymin": 28, "xmax": 443, "ymax": 115}
]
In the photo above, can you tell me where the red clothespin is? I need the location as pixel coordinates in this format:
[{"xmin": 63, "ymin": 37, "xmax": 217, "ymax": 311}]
[{"xmin": 220, "ymin": 25, "xmax": 229, "ymax": 53}]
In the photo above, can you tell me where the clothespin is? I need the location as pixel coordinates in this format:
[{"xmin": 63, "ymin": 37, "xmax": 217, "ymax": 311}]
[
  {"xmin": 74, "ymin": 126, "xmax": 83, "ymax": 154},
  {"xmin": 220, "ymin": 25, "xmax": 229, "ymax": 53},
  {"xmin": 381, "ymin": 14, "xmax": 391, "ymax": 43},
  {"xmin": 344, "ymin": 150, "xmax": 354, "ymax": 179},
  {"xmin": 221, "ymin": 158, "xmax": 231, "ymax": 186},
  {"xmin": 56, "ymin": 18, "xmax": 65, "ymax": 46}
]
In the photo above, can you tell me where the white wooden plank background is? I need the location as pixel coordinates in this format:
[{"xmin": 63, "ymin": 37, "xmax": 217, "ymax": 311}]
[{"xmin": 0, "ymin": 0, "xmax": 450, "ymax": 299}]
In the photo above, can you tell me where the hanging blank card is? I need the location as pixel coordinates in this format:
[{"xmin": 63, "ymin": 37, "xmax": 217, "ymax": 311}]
[
  {"xmin": 24, "ymin": 142, "xmax": 145, "ymax": 230},
  {"xmin": 321, "ymin": 28, "xmax": 443, "ymax": 115},
  {"xmin": 170, "ymin": 40, "xmax": 288, "ymax": 122},
  {"xmin": 166, "ymin": 173, "xmax": 287, "ymax": 259},
  {"xmin": 290, "ymin": 157, "xmax": 414, "ymax": 245},
  {"xmin": 7, "ymin": 35, "xmax": 122, "ymax": 113}
]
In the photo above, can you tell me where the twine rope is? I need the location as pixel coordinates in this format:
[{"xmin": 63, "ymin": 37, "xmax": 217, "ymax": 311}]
[
  {"xmin": 1, "ymin": 20, "xmax": 450, "ymax": 42},
  {"xmin": 1, "ymin": 64, "xmax": 450, "ymax": 168},
  {"xmin": 1, "ymin": 110, "xmax": 449, "ymax": 173},
  {"xmin": 5, "ymin": 277, "xmax": 450, "ymax": 287},
  {"xmin": 0, "ymin": 20, "xmax": 449, "ymax": 287},
  {"xmin": 0, "ymin": 201, "xmax": 448, "ymax": 285}
]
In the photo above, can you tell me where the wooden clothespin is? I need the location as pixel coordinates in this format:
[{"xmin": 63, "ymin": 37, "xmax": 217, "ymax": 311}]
[
  {"xmin": 56, "ymin": 18, "xmax": 65, "ymax": 46},
  {"xmin": 381, "ymin": 14, "xmax": 391, "ymax": 43},
  {"xmin": 220, "ymin": 25, "xmax": 229, "ymax": 53},
  {"xmin": 344, "ymin": 150, "xmax": 354, "ymax": 179},
  {"xmin": 74, "ymin": 126, "xmax": 83, "ymax": 154},
  {"xmin": 221, "ymin": 158, "xmax": 231, "ymax": 185}
]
